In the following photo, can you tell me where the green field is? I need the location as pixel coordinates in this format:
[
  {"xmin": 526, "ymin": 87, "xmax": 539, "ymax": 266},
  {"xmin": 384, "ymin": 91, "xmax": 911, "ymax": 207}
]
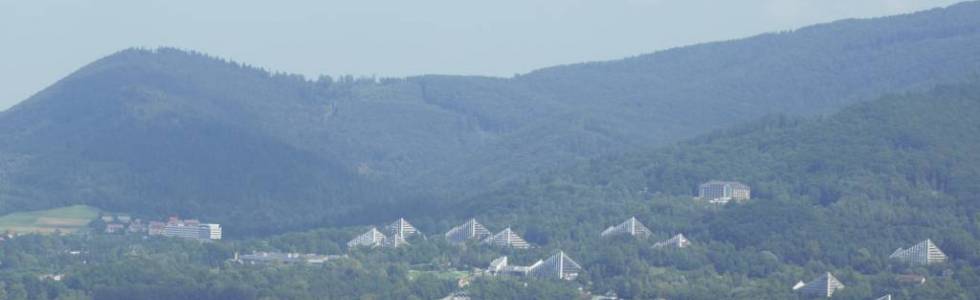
[
  {"xmin": 407, "ymin": 269, "xmax": 470, "ymax": 281},
  {"xmin": 0, "ymin": 205, "xmax": 100, "ymax": 235}
]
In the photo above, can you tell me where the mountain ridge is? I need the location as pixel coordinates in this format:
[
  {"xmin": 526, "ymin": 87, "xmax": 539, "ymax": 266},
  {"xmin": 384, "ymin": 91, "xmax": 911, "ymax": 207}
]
[{"xmin": 3, "ymin": 2, "xmax": 980, "ymax": 235}]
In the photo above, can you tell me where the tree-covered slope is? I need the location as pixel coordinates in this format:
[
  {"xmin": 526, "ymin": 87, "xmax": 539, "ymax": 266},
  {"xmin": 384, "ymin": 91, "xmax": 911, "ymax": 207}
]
[
  {"xmin": 454, "ymin": 80, "xmax": 980, "ymax": 299},
  {"xmin": 2, "ymin": 2, "xmax": 980, "ymax": 235}
]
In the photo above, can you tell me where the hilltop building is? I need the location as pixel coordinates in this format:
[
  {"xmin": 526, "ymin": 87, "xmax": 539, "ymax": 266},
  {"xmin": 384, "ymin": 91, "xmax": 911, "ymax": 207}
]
[
  {"xmin": 652, "ymin": 234, "xmax": 691, "ymax": 249},
  {"xmin": 151, "ymin": 217, "xmax": 221, "ymax": 240},
  {"xmin": 445, "ymin": 219, "xmax": 492, "ymax": 244},
  {"xmin": 482, "ymin": 227, "xmax": 531, "ymax": 249},
  {"xmin": 793, "ymin": 272, "xmax": 845, "ymax": 298},
  {"xmin": 601, "ymin": 217, "xmax": 652, "ymax": 239},
  {"xmin": 697, "ymin": 180, "xmax": 750, "ymax": 204},
  {"xmin": 889, "ymin": 239, "xmax": 947, "ymax": 265},
  {"xmin": 486, "ymin": 250, "xmax": 583, "ymax": 281}
]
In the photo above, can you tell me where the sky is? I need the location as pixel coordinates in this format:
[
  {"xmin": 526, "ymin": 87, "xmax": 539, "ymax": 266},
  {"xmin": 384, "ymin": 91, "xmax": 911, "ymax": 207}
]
[{"xmin": 0, "ymin": 0, "xmax": 965, "ymax": 111}]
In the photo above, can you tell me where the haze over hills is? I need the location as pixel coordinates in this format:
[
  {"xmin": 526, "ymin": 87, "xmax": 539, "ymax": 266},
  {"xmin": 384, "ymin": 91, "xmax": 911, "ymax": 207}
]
[{"xmin": 2, "ymin": 2, "xmax": 980, "ymax": 235}]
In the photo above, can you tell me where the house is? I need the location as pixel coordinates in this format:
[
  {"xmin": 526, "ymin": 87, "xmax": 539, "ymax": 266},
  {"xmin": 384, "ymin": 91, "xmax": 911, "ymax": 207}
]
[
  {"xmin": 116, "ymin": 214, "xmax": 131, "ymax": 223},
  {"xmin": 147, "ymin": 221, "xmax": 165, "ymax": 235},
  {"xmin": 875, "ymin": 294, "xmax": 892, "ymax": 300},
  {"xmin": 889, "ymin": 239, "xmax": 947, "ymax": 265},
  {"xmin": 793, "ymin": 273, "xmax": 845, "ymax": 298},
  {"xmin": 104, "ymin": 223, "xmax": 125, "ymax": 234},
  {"xmin": 697, "ymin": 180, "xmax": 750, "ymax": 204},
  {"xmin": 127, "ymin": 219, "xmax": 146, "ymax": 233},
  {"xmin": 601, "ymin": 217, "xmax": 652, "ymax": 239}
]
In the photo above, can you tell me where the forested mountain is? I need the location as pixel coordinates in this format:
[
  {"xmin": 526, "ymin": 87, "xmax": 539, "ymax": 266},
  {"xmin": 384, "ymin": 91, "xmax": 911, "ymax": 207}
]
[
  {"xmin": 449, "ymin": 79, "xmax": 980, "ymax": 299},
  {"xmin": 2, "ymin": 2, "xmax": 980, "ymax": 235},
  {"xmin": 3, "ymin": 71, "xmax": 978, "ymax": 300}
]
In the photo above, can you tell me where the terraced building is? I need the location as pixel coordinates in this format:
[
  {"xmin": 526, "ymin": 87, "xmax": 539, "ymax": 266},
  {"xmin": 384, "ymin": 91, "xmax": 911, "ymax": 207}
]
[
  {"xmin": 601, "ymin": 217, "xmax": 652, "ymax": 239},
  {"xmin": 889, "ymin": 239, "xmax": 947, "ymax": 265},
  {"xmin": 445, "ymin": 219, "xmax": 492, "ymax": 244}
]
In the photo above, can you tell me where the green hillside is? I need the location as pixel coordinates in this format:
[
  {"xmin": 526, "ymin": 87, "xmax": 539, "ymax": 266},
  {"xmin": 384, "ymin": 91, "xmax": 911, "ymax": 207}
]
[
  {"xmin": 2, "ymin": 2, "xmax": 980, "ymax": 236},
  {"xmin": 452, "ymin": 79, "xmax": 980, "ymax": 299}
]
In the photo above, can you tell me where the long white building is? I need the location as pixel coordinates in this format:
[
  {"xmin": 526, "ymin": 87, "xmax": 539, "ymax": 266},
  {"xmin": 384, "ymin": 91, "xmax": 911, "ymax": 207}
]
[
  {"xmin": 161, "ymin": 221, "xmax": 221, "ymax": 240},
  {"xmin": 889, "ymin": 239, "xmax": 947, "ymax": 265}
]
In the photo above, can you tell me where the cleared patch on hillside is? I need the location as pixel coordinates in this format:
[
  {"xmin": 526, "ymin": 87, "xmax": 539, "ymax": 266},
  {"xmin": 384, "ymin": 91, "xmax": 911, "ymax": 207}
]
[{"xmin": 0, "ymin": 205, "xmax": 100, "ymax": 234}]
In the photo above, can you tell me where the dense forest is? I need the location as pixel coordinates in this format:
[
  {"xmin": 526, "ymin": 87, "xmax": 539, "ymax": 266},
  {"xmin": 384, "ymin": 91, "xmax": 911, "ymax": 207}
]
[
  {"xmin": 2, "ymin": 73, "xmax": 980, "ymax": 299},
  {"xmin": 2, "ymin": 2, "xmax": 980, "ymax": 235}
]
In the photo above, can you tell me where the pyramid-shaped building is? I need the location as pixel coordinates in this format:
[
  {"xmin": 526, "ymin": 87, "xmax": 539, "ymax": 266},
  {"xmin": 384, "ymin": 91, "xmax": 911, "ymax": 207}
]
[
  {"xmin": 793, "ymin": 272, "xmax": 845, "ymax": 298},
  {"xmin": 529, "ymin": 250, "xmax": 583, "ymax": 281},
  {"xmin": 382, "ymin": 232, "xmax": 409, "ymax": 249},
  {"xmin": 652, "ymin": 233, "xmax": 691, "ymax": 249},
  {"xmin": 385, "ymin": 218, "xmax": 421, "ymax": 239},
  {"xmin": 889, "ymin": 239, "xmax": 947, "ymax": 265},
  {"xmin": 347, "ymin": 227, "xmax": 387, "ymax": 249},
  {"xmin": 445, "ymin": 219, "xmax": 492, "ymax": 244},
  {"xmin": 601, "ymin": 217, "xmax": 652, "ymax": 239},
  {"xmin": 482, "ymin": 227, "xmax": 531, "ymax": 249}
]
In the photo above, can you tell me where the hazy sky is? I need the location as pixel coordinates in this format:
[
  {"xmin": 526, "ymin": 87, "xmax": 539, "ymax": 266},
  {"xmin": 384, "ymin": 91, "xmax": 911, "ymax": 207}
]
[{"xmin": 0, "ymin": 0, "xmax": 964, "ymax": 110}]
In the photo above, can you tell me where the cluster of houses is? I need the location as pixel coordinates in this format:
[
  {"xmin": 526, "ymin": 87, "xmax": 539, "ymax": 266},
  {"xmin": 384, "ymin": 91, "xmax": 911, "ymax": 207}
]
[
  {"xmin": 101, "ymin": 214, "xmax": 221, "ymax": 241},
  {"xmin": 101, "ymin": 214, "xmax": 140, "ymax": 234}
]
